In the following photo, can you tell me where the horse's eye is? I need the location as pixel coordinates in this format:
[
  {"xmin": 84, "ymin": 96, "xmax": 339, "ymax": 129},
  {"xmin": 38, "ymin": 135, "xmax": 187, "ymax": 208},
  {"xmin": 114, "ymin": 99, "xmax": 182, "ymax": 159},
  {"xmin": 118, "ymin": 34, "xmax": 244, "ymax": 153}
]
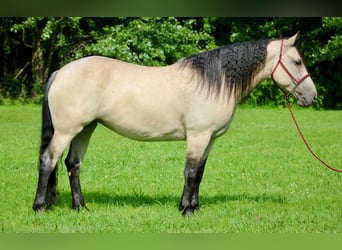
[{"xmin": 295, "ymin": 59, "xmax": 302, "ymax": 66}]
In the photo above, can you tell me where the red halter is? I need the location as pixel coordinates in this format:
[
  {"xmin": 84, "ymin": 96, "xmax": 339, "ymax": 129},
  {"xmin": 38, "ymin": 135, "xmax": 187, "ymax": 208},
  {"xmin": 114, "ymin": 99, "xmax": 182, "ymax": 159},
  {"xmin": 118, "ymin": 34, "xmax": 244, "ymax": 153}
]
[{"xmin": 271, "ymin": 39, "xmax": 311, "ymax": 88}]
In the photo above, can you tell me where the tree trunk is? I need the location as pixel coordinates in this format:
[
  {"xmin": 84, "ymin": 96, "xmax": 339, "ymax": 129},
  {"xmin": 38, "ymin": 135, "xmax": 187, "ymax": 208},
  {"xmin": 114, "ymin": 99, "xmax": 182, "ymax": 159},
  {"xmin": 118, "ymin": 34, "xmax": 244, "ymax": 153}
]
[
  {"xmin": 30, "ymin": 21, "xmax": 58, "ymax": 97},
  {"xmin": 32, "ymin": 39, "xmax": 44, "ymax": 81}
]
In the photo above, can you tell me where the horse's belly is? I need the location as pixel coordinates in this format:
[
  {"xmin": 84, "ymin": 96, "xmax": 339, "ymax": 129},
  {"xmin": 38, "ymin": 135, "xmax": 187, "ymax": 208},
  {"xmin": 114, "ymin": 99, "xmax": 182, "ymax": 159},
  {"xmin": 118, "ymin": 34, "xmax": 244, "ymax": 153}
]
[
  {"xmin": 99, "ymin": 109, "xmax": 186, "ymax": 141},
  {"xmin": 100, "ymin": 120, "xmax": 186, "ymax": 141}
]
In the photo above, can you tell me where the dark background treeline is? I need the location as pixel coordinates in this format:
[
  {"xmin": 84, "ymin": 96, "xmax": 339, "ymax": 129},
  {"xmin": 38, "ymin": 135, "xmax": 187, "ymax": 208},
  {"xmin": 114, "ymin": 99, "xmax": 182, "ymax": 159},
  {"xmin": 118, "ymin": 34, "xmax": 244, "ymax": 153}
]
[{"xmin": 0, "ymin": 17, "xmax": 341, "ymax": 108}]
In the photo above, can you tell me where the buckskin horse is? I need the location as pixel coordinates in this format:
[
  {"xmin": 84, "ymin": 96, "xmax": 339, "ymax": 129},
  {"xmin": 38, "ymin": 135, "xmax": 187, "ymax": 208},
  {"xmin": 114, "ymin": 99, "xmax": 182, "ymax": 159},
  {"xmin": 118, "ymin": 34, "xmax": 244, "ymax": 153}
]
[{"xmin": 33, "ymin": 33, "xmax": 317, "ymax": 215}]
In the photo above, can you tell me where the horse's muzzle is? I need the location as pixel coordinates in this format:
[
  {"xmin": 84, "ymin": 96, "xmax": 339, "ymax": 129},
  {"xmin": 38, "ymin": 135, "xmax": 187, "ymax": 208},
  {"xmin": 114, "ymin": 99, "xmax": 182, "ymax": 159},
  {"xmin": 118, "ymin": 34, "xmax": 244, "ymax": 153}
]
[{"xmin": 297, "ymin": 93, "xmax": 317, "ymax": 107}]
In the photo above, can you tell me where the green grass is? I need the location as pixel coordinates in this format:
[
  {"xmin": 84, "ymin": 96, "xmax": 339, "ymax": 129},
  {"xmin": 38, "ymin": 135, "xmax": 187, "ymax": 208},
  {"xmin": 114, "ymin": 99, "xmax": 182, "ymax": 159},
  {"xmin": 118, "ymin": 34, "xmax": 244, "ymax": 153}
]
[{"xmin": 0, "ymin": 105, "xmax": 341, "ymax": 233}]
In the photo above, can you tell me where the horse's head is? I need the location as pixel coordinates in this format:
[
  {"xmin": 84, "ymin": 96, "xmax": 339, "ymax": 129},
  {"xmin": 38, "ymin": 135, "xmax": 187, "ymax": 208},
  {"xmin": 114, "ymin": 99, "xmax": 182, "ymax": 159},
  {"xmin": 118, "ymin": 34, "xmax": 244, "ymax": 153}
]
[{"xmin": 270, "ymin": 33, "xmax": 317, "ymax": 107}]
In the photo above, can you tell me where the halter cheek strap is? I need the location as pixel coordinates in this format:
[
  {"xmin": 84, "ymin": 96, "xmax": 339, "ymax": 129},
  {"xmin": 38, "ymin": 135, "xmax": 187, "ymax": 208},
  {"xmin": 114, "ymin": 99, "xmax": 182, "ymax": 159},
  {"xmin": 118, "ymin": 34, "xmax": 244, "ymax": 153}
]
[{"xmin": 271, "ymin": 39, "xmax": 311, "ymax": 90}]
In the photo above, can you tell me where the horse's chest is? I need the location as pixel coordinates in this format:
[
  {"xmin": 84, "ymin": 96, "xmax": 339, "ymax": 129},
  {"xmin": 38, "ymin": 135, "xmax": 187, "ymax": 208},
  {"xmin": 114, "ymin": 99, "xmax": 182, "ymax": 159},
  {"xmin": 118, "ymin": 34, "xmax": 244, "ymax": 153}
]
[
  {"xmin": 186, "ymin": 98, "xmax": 236, "ymax": 137},
  {"xmin": 211, "ymin": 106, "xmax": 236, "ymax": 138}
]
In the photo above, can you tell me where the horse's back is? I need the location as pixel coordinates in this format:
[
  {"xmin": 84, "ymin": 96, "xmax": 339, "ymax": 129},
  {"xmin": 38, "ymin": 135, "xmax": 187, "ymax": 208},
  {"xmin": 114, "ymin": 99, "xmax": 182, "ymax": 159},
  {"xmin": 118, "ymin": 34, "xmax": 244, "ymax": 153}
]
[{"xmin": 48, "ymin": 56, "xmax": 190, "ymax": 141}]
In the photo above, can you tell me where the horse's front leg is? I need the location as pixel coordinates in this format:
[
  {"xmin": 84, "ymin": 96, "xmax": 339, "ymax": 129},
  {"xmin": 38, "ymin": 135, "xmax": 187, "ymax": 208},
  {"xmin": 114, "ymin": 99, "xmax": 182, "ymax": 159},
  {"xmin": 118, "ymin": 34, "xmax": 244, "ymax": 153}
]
[
  {"xmin": 179, "ymin": 157, "xmax": 208, "ymax": 215},
  {"xmin": 190, "ymin": 158, "xmax": 207, "ymax": 209},
  {"xmin": 179, "ymin": 132, "xmax": 213, "ymax": 216}
]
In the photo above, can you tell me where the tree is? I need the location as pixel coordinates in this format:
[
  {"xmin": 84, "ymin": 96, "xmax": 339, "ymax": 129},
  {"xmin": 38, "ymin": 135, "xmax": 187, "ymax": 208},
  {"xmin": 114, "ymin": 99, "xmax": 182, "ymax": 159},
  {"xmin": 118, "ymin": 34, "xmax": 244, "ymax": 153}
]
[
  {"xmin": 0, "ymin": 17, "xmax": 23, "ymax": 99},
  {"xmin": 82, "ymin": 17, "xmax": 215, "ymax": 66},
  {"xmin": 302, "ymin": 17, "xmax": 342, "ymax": 109},
  {"xmin": 10, "ymin": 17, "xmax": 88, "ymax": 97}
]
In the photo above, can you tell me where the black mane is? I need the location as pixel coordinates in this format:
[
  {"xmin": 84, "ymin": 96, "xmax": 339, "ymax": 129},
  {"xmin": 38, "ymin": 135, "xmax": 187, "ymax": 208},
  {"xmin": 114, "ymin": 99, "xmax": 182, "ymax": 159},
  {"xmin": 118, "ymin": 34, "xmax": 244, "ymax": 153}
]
[{"xmin": 181, "ymin": 39, "xmax": 271, "ymax": 99}]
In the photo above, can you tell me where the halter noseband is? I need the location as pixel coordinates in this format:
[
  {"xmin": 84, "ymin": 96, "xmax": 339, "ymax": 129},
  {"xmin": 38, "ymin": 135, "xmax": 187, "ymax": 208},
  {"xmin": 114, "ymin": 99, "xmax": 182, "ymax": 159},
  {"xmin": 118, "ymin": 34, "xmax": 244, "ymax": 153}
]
[{"xmin": 271, "ymin": 39, "xmax": 311, "ymax": 93}]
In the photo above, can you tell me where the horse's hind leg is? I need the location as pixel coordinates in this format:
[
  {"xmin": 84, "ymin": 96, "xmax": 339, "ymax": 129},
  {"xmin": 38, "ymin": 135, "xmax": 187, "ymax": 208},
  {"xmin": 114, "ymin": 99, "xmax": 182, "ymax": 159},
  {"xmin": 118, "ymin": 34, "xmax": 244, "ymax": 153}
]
[
  {"xmin": 65, "ymin": 121, "xmax": 97, "ymax": 210},
  {"xmin": 33, "ymin": 132, "xmax": 74, "ymax": 211},
  {"xmin": 46, "ymin": 166, "xmax": 58, "ymax": 208},
  {"xmin": 33, "ymin": 150, "xmax": 55, "ymax": 211}
]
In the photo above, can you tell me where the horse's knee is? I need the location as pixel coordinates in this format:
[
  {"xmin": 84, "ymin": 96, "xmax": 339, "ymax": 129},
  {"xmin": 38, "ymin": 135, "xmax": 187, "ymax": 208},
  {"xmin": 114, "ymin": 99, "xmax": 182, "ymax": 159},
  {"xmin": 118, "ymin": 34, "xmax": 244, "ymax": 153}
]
[{"xmin": 39, "ymin": 148, "xmax": 53, "ymax": 169}]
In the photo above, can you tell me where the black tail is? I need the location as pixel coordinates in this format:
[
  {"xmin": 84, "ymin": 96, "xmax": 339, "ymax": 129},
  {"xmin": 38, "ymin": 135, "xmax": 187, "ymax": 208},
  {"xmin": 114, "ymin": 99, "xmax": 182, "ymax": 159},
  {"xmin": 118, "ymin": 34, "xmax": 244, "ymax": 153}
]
[
  {"xmin": 40, "ymin": 71, "xmax": 57, "ymax": 156},
  {"xmin": 40, "ymin": 71, "xmax": 58, "ymax": 207}
]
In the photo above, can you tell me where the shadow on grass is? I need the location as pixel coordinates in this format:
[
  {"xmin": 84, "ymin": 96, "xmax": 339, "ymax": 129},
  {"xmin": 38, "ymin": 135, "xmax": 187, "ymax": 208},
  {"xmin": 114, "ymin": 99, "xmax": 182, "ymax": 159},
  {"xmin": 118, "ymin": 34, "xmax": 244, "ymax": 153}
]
[{"xmin": 57, "ymin": 191, "xmax": 286, "ymax": 209}]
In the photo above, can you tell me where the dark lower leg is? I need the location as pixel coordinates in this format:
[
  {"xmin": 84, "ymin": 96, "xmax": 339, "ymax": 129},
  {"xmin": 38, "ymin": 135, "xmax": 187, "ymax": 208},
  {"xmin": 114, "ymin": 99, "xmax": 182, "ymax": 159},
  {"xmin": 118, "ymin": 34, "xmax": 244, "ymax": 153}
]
[
  {"xmin": 190, "ymin": 159, "xmax": 206, "ymax": 209},
  {"xmin": 179, "ymin": 158, "xmax": 207, "ymax": 216},
  {"xmin": 65, "ymin": 155, "xmax": 85, "ymax": 210},
  {"xmin": 33, "ymin": 150, "xmax": 54, "ymax": 211},
  {"xmin": 46, "ymin": 166, "xmax": 58, "ymax": 208}
]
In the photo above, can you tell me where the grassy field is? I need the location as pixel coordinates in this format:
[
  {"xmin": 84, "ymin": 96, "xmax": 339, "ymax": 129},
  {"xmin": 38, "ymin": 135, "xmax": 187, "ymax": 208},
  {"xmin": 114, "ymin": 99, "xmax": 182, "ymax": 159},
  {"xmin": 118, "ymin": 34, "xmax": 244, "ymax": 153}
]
[{"xmin": 0, "ymin": 105, "xmax": 341, "ymax": 233}]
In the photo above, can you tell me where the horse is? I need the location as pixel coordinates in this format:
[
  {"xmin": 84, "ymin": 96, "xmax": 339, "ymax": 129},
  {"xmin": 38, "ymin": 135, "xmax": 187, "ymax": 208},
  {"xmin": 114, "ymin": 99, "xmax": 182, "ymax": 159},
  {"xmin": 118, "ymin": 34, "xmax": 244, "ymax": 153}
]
[{"xmin": 32, "ymin": 33, "xmax": 317, "ymax": 216}]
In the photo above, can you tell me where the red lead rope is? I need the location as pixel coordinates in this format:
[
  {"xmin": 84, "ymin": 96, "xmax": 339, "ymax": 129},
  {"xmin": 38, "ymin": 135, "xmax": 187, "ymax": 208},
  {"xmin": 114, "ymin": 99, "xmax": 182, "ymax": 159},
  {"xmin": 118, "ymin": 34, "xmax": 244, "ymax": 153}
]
[
  {"xmin": 272, "ymin": 38, "xmax": 341, "ymax": 173},
  {"xmin": 284, "ymin": 95, "xmax": 342, "ymax": 173}
]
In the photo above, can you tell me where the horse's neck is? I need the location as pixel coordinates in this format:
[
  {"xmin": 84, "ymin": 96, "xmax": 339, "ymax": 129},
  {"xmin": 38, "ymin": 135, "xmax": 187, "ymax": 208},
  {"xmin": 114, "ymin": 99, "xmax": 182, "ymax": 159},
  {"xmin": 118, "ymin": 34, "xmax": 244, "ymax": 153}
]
[{"xmin": 250, "ymin": 40, "xmax": 280, "ymax": 91}]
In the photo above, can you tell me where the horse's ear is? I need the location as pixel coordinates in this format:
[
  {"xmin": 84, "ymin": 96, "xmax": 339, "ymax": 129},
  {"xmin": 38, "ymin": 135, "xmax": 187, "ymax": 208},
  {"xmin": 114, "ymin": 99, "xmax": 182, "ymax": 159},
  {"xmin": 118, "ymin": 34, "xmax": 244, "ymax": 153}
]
[{"xmin": 288, "ymin": 32, "xmax": 299, "ymax": 46}]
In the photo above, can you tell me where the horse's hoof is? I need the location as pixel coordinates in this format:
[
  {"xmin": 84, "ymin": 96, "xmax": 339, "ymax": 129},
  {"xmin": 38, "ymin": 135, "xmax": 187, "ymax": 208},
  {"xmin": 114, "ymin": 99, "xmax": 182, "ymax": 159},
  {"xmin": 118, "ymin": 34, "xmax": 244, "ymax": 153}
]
[
  {"xmin": 73, "ymin": 204, "xmax": 89, "ymax": 211},
  {"xmin": 32, "ymin": 203, "xmax": 46, "ymax": 212},
  {"xmin": 181, "ymin": 207, "xmax": 195, "ymax": 216}
]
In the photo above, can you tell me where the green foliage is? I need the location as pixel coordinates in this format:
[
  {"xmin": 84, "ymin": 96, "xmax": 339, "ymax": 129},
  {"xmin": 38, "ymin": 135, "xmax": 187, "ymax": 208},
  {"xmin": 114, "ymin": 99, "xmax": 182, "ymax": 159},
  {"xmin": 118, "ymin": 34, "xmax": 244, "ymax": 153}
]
[
  {"xmin": 10, "ymin": 17, "xmax": 88, "ymax": 67},
  {"xmin": 84, "ymin": 17, "xmax": 215, "ymax": 66},
  {"xmin": 306, "ymin": 17, "xmax": 342, "ymax": 64},
  {"xmin": 1, "ymin": 17, "xmax": 341, "ymax": 108},
  {"xmin": 2, "ymin": 17, "xmax": 89, "ymax": 100},
  {"xmin": 240, "ymin": 79, "xmax": 287, "ymax": 107},
  {"xmin": 305, "ymin": 17, "xmax": 342, "ymax": 109}
]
